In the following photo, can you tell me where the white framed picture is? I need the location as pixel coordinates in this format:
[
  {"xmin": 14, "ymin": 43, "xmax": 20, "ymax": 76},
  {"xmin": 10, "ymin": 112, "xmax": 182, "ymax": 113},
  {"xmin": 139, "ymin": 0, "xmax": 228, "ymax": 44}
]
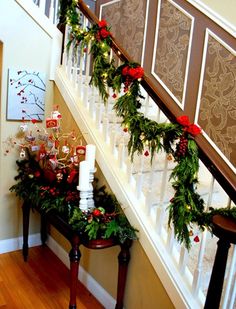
[{"xmin": 7, "ymin": 69, "xmax": 46, "ymax": 121}]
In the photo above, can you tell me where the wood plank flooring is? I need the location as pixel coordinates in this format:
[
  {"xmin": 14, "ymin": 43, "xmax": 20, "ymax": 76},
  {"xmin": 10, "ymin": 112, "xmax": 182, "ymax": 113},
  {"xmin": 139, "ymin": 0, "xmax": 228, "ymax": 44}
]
[{"xmin": 0, "ymin": 246, "xmax": 104, "ymax": 308}]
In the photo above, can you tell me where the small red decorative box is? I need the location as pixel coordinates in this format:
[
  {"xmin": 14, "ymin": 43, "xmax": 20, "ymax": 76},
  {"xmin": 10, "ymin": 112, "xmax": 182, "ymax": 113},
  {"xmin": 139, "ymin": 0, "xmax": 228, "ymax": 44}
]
[{"xmin": 46, "ymin": 118, "xmax": 58, "ymax": 128}]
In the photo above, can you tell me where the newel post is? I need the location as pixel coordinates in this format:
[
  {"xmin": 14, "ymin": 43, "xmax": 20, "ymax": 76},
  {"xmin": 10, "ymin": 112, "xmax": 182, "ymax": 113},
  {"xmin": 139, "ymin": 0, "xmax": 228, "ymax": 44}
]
[{"xmin": 204, "ymin": 215, "xmax": 236, "ymax": 309}]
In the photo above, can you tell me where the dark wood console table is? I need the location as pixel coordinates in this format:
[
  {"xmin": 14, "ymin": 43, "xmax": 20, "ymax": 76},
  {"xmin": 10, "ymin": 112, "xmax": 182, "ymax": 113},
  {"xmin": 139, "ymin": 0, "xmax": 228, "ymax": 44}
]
[{"xmin": 22, "ymin": 201, "xmax": 132, "ymax": 309}]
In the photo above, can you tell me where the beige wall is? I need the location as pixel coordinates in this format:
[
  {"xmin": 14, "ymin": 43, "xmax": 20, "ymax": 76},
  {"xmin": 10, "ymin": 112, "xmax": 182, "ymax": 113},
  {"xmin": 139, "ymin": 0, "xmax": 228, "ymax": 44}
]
[
  {"xmin": 53, "ymin": 85, "xmax": 174, "ymax": 309},
  {"xmin": 197, "ymin": 0, "xmax": 236, "ymax": 26},
  {"xmin": 0, "ymin": 0, "xmax": 54, "ymax": 240}
]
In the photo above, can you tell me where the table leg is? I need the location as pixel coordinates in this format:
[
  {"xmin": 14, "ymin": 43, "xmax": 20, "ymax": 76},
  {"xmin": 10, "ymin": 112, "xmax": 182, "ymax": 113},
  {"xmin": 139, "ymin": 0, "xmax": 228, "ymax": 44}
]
[
  {"xmin": 116, "ymin": 240, "xmax": 132, "ymax": 309},
  {"xmin": 22, "ymin": 201, "xmax": 30, "ymax": 261},
  {"xmin": 40, "ymin": 213, "xmax": 48, "ymax": 246},
  {"xmin": 69, "ymin": 235, "xmax": 81, "ymax": 309}
]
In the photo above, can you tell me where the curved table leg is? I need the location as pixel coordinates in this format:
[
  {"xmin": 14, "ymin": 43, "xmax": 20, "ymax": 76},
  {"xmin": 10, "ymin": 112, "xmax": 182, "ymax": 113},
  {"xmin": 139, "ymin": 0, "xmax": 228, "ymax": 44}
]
[
  {"xmin": 22, "ymin": 201, "xmax": 30, "ymax": 261},
  {"xmin": 116, "ymin": 240, "xmax": 132, "ymax": 309},
  {"xmin": 69, "ymin": 235, "xmax": 81, "ymax": 309}
]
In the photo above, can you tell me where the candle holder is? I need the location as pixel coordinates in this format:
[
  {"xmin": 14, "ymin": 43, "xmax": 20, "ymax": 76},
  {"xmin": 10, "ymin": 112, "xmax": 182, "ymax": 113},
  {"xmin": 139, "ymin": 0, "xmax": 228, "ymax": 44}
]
[
  {"xmin": 77, "ymin": 186, "xmax": 89, "ymax": 212},
  {"xmin": 87, "ymin": 167, "xmax": 97, "ymax": 211}
]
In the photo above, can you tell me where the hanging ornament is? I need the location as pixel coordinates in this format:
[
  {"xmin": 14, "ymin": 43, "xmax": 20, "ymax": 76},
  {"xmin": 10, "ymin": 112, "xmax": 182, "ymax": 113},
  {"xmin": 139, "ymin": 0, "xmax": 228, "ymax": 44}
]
[
  {"xmin": 38, "ymin": 133, "xmax": 48, "ymax": 141},
  {"xmin": 31, "ymin": 145, "xmax": 39, "ymax": 152},
  {"xmin": 76, "ymin": 145, "xmax": 86, "ymax": 156},
  {"xmin": 20, "ymin": 148, "xmax": 26, "ymax": 158},
  {"xmin": 194, "ymin": 235, "xmax": 200, "ymax": 243},
  {"xmin": 56, "ymin": 172, "xmax": 63, "ymax": 182},
  {"xmin": 189, "ymin": 230, "xmax": 193, "ymax": 237},
  {"xmin": 46, "ymin": 118, "xmax": 59, "ymax": 128},
  {"xmin": 49, "ymin": 156, "xmax": 58, "ymax": 170},
  {"xmin": 167, "ymin": 153, "xmax": 173, "ymax": 161},
  {"xmin": 144, "ymin": 150, "xmax": 149, "ymax": 157},
  {"xmin": 19, "ymin": 124, "xmax": 28, "ymax": 132},
  {"xmin": 62, "ymin": 140, "xmax": 70, "ymax": 153},
  {"xmin": 62, "ymin": 145, "xmax": 70, "ymax": 153},
  {"xmin": 123, "ymin": 127, "xmax": 128, "ymax": 133},
  {"xmin": 52, "ymin": 110, "xmax": 62, "ymax": 120}
]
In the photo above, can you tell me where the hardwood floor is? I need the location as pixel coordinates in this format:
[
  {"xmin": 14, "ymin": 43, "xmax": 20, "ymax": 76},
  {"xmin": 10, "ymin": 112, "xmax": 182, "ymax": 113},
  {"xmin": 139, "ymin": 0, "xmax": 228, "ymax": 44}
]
[{"xmin": 0, "ymin": 246, "xmax": 104, "ymax": 308}]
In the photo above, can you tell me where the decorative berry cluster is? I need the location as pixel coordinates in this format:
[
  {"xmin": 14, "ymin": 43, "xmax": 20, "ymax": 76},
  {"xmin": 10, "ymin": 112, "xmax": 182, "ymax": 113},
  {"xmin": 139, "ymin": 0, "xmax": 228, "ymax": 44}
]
[{"xmin": 176, "ymin": 134, "xmax": 188, "ymax": 157}]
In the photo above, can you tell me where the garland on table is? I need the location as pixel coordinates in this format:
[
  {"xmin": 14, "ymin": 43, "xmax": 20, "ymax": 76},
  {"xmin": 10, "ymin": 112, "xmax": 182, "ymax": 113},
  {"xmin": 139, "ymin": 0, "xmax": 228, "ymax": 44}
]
[
  {"xmin": 64, "ymin": 7, "xmax": 236, "ymax": 249},
  {"xmin": 10, "ymin": 150, "xmax": 137, "ymax": 244},
  {"xmin": 8, "ymin": 108, "xmax": 137, "ymax": 244}
]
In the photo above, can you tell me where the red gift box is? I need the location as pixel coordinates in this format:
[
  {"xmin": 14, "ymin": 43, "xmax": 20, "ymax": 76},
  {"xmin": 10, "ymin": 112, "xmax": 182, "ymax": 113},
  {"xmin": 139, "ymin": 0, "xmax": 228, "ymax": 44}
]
[{"xmin": 46, "ymin": 118, "xmax": 58, "ymax": 128}]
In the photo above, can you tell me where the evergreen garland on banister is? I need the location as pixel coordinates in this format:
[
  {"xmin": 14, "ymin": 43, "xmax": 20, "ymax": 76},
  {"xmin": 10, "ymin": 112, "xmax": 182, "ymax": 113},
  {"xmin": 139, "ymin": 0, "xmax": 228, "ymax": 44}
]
[{"xmin": 64, "ymin": 5, "xmax": 236, "ymax": 249}]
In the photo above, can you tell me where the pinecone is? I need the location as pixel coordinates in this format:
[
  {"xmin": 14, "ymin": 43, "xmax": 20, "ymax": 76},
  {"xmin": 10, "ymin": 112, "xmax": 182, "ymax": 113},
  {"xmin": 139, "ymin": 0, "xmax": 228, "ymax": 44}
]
[{"xmin": 176, "ymin": 135, "xmax": 188, "ymax": 157}]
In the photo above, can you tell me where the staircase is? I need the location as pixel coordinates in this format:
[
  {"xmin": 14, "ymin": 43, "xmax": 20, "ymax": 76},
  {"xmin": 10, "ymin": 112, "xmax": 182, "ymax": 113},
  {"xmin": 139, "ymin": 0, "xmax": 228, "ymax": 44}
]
[{"xmin": 16, "ymin": 1, "xmax": 236, "ymax": 308}]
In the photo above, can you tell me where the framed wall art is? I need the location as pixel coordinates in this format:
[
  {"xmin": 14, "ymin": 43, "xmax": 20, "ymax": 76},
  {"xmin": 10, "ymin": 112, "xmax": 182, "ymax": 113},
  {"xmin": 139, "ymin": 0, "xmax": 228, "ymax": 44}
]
[{"xmin": 7, "ymin": 68, "xmax": 46, "ymax": 121}]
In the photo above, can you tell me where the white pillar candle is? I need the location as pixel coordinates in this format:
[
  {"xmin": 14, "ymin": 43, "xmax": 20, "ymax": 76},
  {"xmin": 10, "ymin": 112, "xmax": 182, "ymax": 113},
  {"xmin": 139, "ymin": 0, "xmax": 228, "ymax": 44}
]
[
  {"xmin": 85, "ymin": 144, "xmax": 96, "ymax": 170},
  {"xmin": 78, "ymin": 161, "xmax": 90, "ymax": 190}
]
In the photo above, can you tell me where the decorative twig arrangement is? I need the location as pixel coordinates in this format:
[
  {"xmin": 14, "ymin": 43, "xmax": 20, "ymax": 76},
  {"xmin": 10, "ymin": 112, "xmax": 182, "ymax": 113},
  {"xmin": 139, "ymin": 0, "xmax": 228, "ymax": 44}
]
[{"xmin": 65, "ymin": 3, "xmax": 236, "ymax": 249}]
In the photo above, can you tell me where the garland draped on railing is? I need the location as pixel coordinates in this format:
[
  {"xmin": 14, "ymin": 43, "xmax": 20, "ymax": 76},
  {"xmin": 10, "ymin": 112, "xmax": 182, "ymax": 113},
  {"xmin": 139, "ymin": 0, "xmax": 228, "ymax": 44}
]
[{"xmin": 64, "ymin": 1, "xmax": 236, "ymax": 249}]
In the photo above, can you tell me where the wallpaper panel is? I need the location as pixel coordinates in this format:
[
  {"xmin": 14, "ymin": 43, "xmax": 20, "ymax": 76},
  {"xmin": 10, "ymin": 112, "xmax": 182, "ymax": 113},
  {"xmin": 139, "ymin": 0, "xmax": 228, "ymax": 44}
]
[
  {"xmin": 100, "ymin": 0, "xmax": 147, "ymax": 63},
  {"xmin": 153, "ymin": 0, "xmax": 192, "ymax": 105},
  {"xmin": 198, "ymin": 33, "xmax": 236, "ymax": 169}
]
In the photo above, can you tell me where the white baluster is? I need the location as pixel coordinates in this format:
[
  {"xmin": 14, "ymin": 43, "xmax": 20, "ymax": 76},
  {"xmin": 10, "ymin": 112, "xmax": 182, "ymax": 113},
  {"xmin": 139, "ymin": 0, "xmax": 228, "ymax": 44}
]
[
  {"xmin": 62, "ymin": 25, "xmax": 69, "ymax": 69},
  {"xmin": 85, "ymin": 41, "xmax": 91, "ymax": 85},
  {"xmin": 144, "ymin": 94, "xmax": 150, "ymax": 117},
  {"xmin": 95, "ymin": 97, "xmax": 103, "ymax": 130},
  {"xmin": 118, "ymin": 138, "xmax": 125, "ymax": 170},
  {"xmin": 135, "ymin": 154, "xmax": 145, "ymax": 199},
  {"xmin": 228, "ymin": 258, "xmax": 236, "ymax": 309},
  {"xmin": 221, "ymin": 245, "xmax": 236, "ymax": 309},
  {"xmin": 54, "ymin": 0, "xmax": 59, "ymax": 24},
  {"xmin": 192, "ymin": 177, "xmax": 214, "ymax": 296},
  {"xmin": 179, "ymin": 246, "xmax": 188, "ymax": 275},
  {"xmin": 156, "ymin": 156, "xmax": 169, "ymax": 234},
  {"xmin": 88, "ymin": 86, "xmax": 95, "ymax": 119},
  {"xmin": 49, "ymin": 0, "xmax": 54, "ymax": 22},
  {"xmin": 167, "ymin": 228, "xmax": 175, "ymax": 253},
  {"xmin": 39, "ymin": 0, "xmax": 46, "ymax": 13},
  {"xmin": 145, "ymin": 153, "xmax": 156, "ymax": 215}
]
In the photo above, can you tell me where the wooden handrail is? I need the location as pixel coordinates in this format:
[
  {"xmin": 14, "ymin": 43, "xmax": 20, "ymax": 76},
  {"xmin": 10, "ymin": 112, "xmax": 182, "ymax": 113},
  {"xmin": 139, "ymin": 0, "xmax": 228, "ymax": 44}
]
[{"xmin": 74, "ymin": 0, "xmax": 236, "ymax": 203}]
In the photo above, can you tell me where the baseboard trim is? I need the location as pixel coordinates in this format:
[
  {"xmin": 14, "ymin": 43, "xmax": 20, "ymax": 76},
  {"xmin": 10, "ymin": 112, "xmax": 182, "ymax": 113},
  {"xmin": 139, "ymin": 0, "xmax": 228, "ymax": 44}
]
[
  {"xmin": 47, "ymin": 235, "xmax": 116, "ymax": 309},
  {"xmin": 0, "ymin": 233, "xmax": 41, "ymax": 254}
]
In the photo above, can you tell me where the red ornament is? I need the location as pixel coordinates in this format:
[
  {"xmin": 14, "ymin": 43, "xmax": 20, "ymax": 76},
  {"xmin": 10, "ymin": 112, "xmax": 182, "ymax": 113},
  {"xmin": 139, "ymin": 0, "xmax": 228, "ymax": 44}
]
[
  {"xmin": 186, "ymin": 124, "xmax": 202, "ymax": 136},
  {"xmin": 34, "ymin": 171, "xmax": 41, "ymax": 178},
  {"xmin": 176, "ymin": 115, "xmax": 191, "ymax": 127},
  {"xmin": 93, "ymin": 209, "xmax": 101, "ymax": 217},
  {"xmin": 99, "ymin": 28, "xmax": 110, "ymax": 39},
  {"xmin": 194, "ymin": 235, "xmax": 200, "ymax": 243},
  {"xmin": 76, "ymin": 145, "xmax": 86, "ymax": 156},
  {"xmin": 144, "ymin": 150, "xmax": 149, "ymax": 157},
  {"xmin": 123, "ymin": 127, "xmax": 128, "ymax": 133},
  {"xmin": 98, "ymin": 20, "xmax": 107, "ymax": 28},
  {"xmin": 31, "ymin": 118, "xmax": 37, "ymax": 124},
  {"xmin": 112, "ymin": 93, "xmax": 117, "ymax": 99},
  {"xmin": 122, "ymin": 66, "xmax": 130, "ymax": 76}
]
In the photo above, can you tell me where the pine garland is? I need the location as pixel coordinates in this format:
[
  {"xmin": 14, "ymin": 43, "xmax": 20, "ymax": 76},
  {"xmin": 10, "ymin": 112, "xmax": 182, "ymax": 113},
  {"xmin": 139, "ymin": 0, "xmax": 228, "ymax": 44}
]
[{"xmin": 65, "ymin": 7, "xmax": 236, "ymax": 249}]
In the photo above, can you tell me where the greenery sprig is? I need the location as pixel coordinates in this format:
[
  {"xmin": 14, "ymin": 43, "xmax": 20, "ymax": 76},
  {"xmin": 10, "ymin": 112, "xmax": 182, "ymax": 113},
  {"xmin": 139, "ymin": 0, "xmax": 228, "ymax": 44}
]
[{"xmin": 64, "ymin": 8, "xmax": 236, "ymax": 249}]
